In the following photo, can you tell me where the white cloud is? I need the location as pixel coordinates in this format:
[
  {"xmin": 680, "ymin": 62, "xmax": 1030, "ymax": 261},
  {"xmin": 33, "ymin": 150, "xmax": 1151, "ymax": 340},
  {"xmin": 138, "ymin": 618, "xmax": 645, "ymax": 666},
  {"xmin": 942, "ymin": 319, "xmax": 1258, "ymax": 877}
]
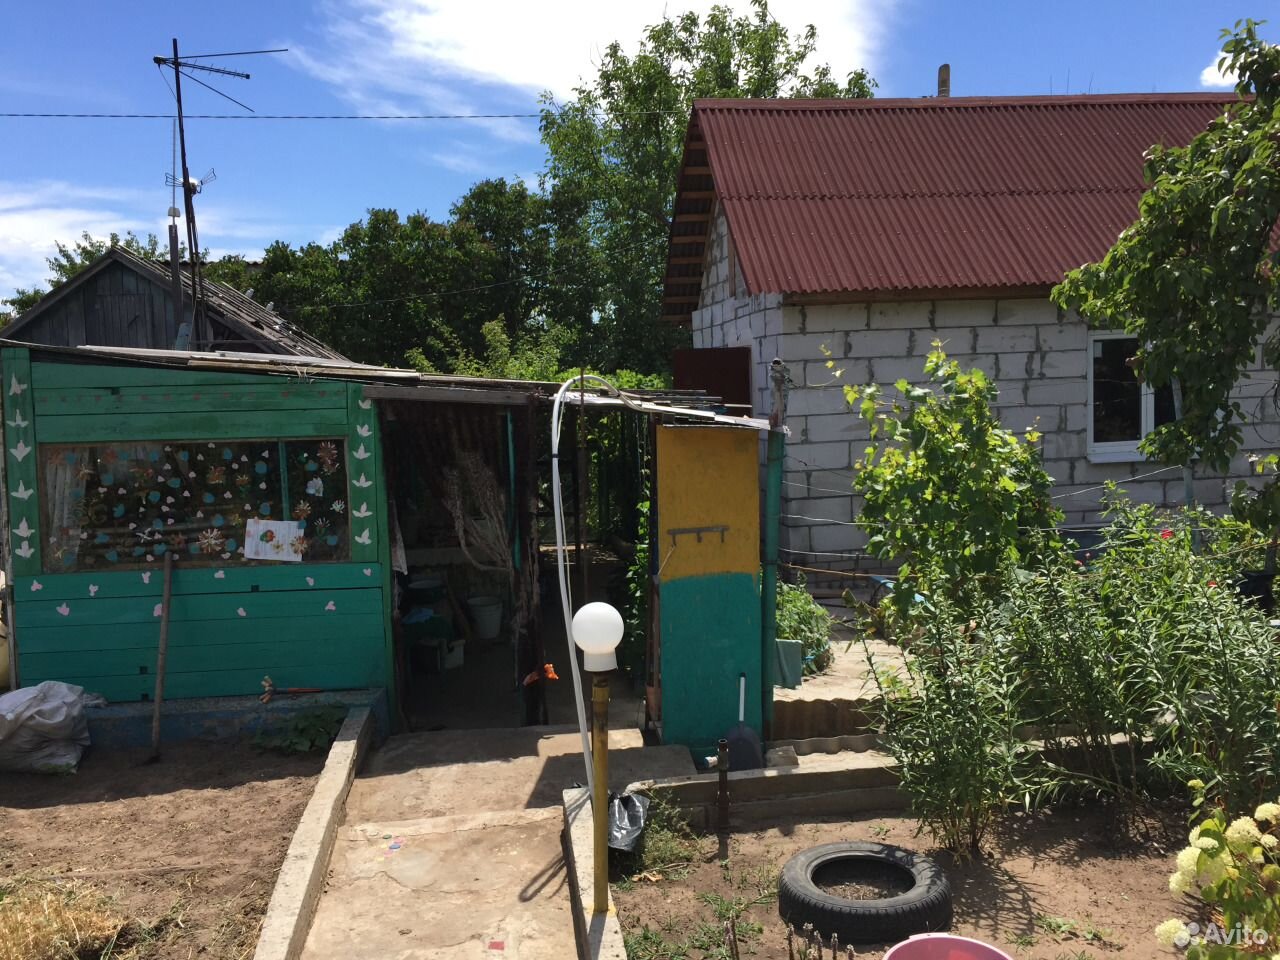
[
  {"xmin": 0, "ymin": 181, "xmax": 157, "ymax": 295},
  {"xmin": 1200, "ymin": 53, "xmax": 1238, "ymax": 89},
  {"xmin": 291, "ymin": 0, "xmax": 892, "ymax": 120},
  {"xmin": 0, "ymin": 180, "xmax": 324, "ymax": 299}
]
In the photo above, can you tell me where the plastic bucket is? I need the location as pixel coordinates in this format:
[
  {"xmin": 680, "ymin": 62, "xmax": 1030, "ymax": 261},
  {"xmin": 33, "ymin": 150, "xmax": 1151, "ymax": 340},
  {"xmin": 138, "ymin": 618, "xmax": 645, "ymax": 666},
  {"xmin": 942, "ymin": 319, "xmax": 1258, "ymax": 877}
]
[
  {"xmin": 467, "ymin": 595, "xmax": 503, "ymax": 641},
  {"xmin": 883, "ymin": 934, "xmax": 1015, "ymax": 960}
]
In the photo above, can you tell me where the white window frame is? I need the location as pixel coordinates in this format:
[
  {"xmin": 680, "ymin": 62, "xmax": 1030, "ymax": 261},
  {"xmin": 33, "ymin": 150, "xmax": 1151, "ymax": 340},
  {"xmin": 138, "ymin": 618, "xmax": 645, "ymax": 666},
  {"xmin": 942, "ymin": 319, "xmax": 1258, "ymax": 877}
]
[{"xmin": 1086, "ymin": 330, "xmax": 1157, "ymax": 463}]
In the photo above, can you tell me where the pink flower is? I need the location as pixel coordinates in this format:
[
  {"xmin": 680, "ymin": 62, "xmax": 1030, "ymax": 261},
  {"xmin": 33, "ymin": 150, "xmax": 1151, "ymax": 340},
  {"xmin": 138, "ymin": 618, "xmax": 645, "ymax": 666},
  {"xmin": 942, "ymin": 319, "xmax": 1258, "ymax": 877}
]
[{"xmin": 1160, "ymin": 528, "xmax": 1174, "ymax": 540}]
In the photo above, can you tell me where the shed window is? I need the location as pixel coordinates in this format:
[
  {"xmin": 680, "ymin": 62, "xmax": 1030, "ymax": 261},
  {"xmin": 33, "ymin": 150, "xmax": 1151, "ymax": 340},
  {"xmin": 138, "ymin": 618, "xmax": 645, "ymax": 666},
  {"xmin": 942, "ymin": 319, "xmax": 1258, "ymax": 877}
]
[
  {"xmin": 39, "ymin": 438, "xmax": 350, "ymax": 572},
  {"xmin": 1087, "ymin": 332, "xmax": 1175, "ymax": 462}
]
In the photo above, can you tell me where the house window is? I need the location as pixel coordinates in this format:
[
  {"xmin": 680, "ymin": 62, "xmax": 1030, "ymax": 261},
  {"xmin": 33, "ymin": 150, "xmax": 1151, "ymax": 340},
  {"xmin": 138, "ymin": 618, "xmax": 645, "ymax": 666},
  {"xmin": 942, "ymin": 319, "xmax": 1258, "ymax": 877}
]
[
  {"xmin": 39, "ymin": 438, "xmax": 350, "ymax": 572},
  {"xmin": 1087, "ymin": 332, "xmax": 1175, "ymax": 462}
]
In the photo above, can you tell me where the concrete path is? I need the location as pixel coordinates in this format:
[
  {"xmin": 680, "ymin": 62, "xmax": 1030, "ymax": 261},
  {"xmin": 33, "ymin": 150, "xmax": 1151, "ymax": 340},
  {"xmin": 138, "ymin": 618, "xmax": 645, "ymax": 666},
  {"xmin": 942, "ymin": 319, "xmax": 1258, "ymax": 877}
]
[{"xmin": 301, "ymin": 725, "xmax": 694, "ymax": 960}]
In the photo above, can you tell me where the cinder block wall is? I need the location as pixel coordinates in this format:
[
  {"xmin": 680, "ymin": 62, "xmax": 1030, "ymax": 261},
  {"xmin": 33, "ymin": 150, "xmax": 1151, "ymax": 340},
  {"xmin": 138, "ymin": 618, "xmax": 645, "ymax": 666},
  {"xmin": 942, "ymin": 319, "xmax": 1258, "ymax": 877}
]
[
  {"xmin": 690, "ymin": 205, "xmax": 781, "ymax": 417},
  {"xmin": 778, "ymin": 299, "xmax": 1278, "ymax": 570},
  {"xmin": 686, "ymin": 211, "xmax": 1278, "ymax": 574}
]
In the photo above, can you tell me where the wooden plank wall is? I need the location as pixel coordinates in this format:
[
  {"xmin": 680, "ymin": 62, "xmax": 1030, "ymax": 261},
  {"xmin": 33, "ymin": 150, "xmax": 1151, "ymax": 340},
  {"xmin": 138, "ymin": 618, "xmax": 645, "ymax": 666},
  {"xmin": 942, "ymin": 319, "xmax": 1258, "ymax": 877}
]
[
  {"xmin": 15, "ymin": 261, "xmax": 179, "ymax": 349},
  {"xmin": 2, "ymin": 348, "xmax": 392, "ymax": 702}
]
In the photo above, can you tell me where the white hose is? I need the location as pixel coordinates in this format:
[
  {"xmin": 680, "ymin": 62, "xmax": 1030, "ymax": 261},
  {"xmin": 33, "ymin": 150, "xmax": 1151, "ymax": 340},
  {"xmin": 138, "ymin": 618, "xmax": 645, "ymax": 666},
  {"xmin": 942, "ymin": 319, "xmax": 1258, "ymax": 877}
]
[{"xmin": 551, "ymin": 373, "xmax": 619, "ymax": 794}]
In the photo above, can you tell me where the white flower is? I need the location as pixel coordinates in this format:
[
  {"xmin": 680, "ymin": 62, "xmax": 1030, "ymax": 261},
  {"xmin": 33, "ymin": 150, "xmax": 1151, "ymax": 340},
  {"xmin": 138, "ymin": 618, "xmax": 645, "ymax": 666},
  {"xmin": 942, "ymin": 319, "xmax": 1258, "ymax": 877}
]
[
  {"xmin": 1261, "ymin": 834, "xmax": 1278, "ymax": 852},
  {"xmin": 1225, "ymin": 816, "xmax": 1263, "ymax": 852},
  {"xmin": 1254, "ymin": 802, "xmax": 1280, "ymax": 824},
  {"xmin": 1189, "ymin": 824, "xmax": 1203, "ymax": 844},
  {"xmin": 1194, "ymin": 837, "xmax": 1219, "ymax": 852},
  {"xmin": 1176, "ymin": 846, "xmax": 1200, "ymax": 874},
  {"xmin": 1155, "ymin": 918, "xmax": 1190, "ymax": 947}
]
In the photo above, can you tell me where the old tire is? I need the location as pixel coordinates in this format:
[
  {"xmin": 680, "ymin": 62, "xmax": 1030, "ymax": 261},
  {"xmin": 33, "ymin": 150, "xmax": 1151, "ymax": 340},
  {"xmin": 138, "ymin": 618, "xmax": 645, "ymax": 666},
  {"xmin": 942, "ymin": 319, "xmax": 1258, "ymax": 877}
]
[{"xmin": 777, "ymin": 842, "xmax": 952, "ymax": 944}]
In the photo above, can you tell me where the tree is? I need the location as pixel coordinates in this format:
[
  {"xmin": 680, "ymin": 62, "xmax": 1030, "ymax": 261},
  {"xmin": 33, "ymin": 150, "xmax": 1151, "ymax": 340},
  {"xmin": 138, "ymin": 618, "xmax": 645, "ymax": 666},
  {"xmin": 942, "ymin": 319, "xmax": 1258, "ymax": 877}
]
[
  {"xmin": 1052, "ymin": 22, "xmax": 1280, "ymax": 477},
  {"xmin": 852, "ymin": 345, "xmax": 1061, "ymax": 623},
  {"xmin": 1052, "ymin": 22, "xmax": 1280, "ymax": 566},
  {"xmin": 250, "ymin": 179, "xmax": 574, "ymax": 369},
  {"xmin": 540, "ymin": 0, "xmax": 874, "ymax": 372}
]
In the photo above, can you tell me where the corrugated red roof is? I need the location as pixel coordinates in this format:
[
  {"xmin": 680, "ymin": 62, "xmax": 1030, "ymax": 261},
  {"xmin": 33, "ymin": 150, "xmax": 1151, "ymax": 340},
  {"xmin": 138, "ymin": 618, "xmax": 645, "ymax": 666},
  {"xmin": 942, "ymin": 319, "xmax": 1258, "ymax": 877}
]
[{"xmin": 663, "ymin": 94, "xmax": 1236, "ymax": 319}]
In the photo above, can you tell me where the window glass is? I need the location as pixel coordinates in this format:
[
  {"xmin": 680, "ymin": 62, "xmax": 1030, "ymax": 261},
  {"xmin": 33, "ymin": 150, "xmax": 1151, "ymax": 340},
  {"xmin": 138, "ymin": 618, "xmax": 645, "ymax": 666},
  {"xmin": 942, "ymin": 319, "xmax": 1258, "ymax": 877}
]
[
  {"xmin": 1091, "ymin": 337, "xmax": 1141, "ymax": 442},
  {"xmin": 40, "ymin": 439, "xmax": 349, "ymax": 572}
]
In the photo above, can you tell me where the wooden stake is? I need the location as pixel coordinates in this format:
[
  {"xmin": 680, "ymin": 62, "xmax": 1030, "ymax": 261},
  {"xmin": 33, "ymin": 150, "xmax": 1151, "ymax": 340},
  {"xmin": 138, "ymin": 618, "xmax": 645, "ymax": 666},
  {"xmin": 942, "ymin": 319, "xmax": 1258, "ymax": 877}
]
[{"xmin": 148, "ymin": 552, "xmax": 175, "ymax": 761}]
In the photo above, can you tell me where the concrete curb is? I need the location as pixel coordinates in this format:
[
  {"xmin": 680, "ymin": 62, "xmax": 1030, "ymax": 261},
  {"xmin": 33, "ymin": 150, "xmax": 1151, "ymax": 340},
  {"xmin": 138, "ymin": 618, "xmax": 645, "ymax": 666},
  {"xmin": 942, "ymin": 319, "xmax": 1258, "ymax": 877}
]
[
  {"xmin": 252, "ymin": 706, "xmax": 373, "ymax": 960},
  {"xmin": 629, "ymin": 750, "xmax": 907, "ymax": 829},
  {"xmin": 562, "ymin": 787, "xmax": 627, "ymax": 960}
]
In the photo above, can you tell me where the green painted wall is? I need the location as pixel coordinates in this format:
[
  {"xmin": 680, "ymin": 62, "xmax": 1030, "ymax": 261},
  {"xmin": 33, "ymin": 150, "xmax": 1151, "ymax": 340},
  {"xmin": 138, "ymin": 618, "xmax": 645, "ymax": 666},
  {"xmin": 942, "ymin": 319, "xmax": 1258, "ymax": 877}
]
[
  {"xmin": 657, "ymin": 572, "xmax": 762, "ymax": 751},
  {"xmin": 2, "ymin": 348, "xmax": 393, "ymax": 703}
]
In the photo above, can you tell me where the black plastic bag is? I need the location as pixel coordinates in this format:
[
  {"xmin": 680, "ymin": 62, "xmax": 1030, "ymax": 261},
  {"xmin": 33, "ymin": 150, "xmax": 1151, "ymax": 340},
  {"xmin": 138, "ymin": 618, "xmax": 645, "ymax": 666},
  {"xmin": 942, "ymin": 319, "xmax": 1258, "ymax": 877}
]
[{"xmin": 607, "ymin": 791, "xmax": 649, "ymax": 852}]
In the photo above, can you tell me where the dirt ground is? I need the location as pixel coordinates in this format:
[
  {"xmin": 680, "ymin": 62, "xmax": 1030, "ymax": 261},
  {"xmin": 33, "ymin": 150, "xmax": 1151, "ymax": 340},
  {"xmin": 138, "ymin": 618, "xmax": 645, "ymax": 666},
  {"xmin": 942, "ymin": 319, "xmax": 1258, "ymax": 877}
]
[
  {"xmin": 1, "ymin": 739, "xmax": 324, "ymax": 959},
  {"xmin": 614, "ymin": 804, "xmax": 1190, "ymax": 960}
]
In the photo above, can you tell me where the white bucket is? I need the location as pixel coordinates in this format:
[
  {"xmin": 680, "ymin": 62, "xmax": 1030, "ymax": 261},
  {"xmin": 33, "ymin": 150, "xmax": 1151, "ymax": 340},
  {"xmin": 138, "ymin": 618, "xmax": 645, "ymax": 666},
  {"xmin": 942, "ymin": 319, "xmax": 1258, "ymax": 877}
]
[{"xmin": 467, "ymin": 595, "xmax": 503, "ymax": 641}]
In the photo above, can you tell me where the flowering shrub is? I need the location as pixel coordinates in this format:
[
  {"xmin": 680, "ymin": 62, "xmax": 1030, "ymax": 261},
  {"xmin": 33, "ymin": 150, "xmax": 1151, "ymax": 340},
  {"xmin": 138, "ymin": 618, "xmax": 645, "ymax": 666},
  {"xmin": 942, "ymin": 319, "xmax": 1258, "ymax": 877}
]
[{"xmin": 1156, "ymin": 783, "xmax": 1280, "ymax": 957}]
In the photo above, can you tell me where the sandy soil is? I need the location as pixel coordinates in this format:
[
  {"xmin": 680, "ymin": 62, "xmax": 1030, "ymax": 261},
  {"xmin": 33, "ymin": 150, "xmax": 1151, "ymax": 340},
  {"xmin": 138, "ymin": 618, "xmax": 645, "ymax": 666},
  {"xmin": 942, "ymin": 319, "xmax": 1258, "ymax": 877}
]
[
  {"xmin": 615, "ymin": 804, "xmax": 1191, "ymax": 960},
  {"xmin": 1, "ymin": 739, "xmax": 324, "ymax": 959}
]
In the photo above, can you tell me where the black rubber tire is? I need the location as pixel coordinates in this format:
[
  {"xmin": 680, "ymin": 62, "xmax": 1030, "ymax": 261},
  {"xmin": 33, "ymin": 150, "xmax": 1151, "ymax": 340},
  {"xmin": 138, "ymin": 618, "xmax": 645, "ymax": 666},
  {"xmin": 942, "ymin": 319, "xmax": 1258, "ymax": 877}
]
[{"xmin": 777, "ymin": 841, "xmax": 952, "ymax": 944}]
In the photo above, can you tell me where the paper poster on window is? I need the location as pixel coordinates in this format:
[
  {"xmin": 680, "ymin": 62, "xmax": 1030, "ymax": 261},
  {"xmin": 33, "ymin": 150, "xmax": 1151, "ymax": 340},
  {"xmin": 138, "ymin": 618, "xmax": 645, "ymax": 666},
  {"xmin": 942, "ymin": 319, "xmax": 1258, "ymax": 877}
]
[{"xmin": 245, "ymin": 518, "xmax": 305, "ymax": 562}]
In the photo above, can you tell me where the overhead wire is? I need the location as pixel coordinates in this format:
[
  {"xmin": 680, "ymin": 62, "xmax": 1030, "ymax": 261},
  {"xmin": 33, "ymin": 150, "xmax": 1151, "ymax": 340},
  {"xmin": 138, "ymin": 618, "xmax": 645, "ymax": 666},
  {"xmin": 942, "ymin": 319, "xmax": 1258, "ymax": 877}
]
[{"xmin": 0, "ymin": 108, "xmax": 691, "ymax": 121}]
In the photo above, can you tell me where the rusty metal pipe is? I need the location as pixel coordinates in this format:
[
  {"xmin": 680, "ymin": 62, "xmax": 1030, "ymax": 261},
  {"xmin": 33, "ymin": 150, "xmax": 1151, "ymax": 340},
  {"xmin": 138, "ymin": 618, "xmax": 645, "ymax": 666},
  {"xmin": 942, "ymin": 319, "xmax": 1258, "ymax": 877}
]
[{"xmin": 717, "ymin": 738, "xmax": 730, "ymax": 831}]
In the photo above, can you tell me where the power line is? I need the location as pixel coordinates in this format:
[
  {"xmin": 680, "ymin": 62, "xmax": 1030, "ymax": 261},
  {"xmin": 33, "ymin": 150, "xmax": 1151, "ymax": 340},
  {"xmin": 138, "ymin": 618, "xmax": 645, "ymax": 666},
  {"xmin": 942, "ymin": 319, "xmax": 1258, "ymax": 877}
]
[{"xmin": 0, "ymin": 109, "xmax": 687, "ymax": 121}]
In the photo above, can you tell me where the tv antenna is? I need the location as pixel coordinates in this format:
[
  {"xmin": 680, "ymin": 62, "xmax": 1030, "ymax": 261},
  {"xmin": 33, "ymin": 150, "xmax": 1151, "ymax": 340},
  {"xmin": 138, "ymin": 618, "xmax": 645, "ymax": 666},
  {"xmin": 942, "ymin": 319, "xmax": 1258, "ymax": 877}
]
[{"xmin": 152, "ymin": 40, "xmax": 285, "ymax": 349}]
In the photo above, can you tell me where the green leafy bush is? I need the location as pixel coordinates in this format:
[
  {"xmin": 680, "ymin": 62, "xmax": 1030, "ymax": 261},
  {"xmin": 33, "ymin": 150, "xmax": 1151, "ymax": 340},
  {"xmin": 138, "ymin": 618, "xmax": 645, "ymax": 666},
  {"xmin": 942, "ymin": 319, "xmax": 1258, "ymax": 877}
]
[
  {"xmin": 867, "ymin": 602, "xmax": 1048, "ymax": 855},
  {"xmin": 851, "ymin": 343, "xmax": 1061, "ymax": 625},
  {"xmin": 253, "ymin": 705, "xmax": 347, "ymax": 754},
  {"xmin": 776, "ymin": 575, "xmax": 833, "ymax": 675}
]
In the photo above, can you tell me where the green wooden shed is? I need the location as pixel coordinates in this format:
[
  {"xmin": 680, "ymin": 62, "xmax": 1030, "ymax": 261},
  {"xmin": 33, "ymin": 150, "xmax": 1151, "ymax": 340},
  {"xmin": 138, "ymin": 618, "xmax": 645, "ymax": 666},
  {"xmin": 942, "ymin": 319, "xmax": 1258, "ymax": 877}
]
[{"xmin": 0, "ymin": 342, "xmax": 556, "ymax": 717}]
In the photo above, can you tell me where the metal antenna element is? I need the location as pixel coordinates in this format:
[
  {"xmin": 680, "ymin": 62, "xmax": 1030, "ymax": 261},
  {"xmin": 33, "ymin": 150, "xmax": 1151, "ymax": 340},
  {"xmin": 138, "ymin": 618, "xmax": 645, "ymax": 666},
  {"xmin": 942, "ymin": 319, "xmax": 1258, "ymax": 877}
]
[{"xmin": 151, "ymin": 39, "xmax": 284, "ymax": 349}]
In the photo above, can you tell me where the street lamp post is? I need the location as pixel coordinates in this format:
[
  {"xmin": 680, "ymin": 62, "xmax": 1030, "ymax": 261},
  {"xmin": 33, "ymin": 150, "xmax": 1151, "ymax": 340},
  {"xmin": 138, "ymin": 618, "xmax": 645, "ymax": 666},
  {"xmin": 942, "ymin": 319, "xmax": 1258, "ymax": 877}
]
[{"xmin": 572, "ymin": 601, "xmax": 624, "ymax": 917}]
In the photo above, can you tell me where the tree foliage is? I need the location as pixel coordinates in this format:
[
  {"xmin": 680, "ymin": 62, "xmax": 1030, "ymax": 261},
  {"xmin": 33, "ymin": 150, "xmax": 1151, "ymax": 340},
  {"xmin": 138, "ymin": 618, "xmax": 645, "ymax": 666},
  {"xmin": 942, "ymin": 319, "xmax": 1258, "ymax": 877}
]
[
  {"xmin": 1052, "ymin": 21, "xmax": 1280, "ymax": 477},
  {"xmin": 851, "ymin": 344, "xmax": 1062, "ymax": 621},
  {"xmin": 540, "ymin": 0, "xmax": 873, "ymax": 372}
]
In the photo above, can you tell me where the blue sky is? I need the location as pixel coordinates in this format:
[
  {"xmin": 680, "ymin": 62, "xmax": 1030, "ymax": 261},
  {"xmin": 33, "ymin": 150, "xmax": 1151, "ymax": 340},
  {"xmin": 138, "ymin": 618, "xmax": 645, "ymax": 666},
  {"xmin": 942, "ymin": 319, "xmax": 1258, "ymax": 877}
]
[{"xmin": 0, "ymin": 0, "xmax": 1267, "ymax": 295}]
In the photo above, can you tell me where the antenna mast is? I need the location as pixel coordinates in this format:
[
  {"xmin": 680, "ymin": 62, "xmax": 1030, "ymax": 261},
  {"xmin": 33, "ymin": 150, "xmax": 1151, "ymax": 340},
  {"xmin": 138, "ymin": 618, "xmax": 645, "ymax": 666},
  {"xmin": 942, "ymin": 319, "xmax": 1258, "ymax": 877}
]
[{"xmin": 153, "ymin": 40, "xmax": 284, "ymax": 350}]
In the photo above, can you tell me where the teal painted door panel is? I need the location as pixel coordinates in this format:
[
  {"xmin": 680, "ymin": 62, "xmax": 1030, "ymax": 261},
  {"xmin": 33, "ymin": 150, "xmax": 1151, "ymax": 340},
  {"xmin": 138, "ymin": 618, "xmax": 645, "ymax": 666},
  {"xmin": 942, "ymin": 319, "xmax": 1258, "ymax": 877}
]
[{"xmin": 658, "ymin": 572, "xmax": 762, "ymax": 751}]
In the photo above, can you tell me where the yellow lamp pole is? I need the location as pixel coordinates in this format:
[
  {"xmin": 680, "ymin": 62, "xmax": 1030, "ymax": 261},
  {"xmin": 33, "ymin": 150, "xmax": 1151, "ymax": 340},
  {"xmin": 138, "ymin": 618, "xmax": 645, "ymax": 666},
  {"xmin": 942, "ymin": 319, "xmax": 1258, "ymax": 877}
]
[
  {"xmin": 572, "ymin": 601, "xmax": 624, "ymax": 919},
  {"xmin": 591, "ymin": 674, "xmax": 611, "ymax": 915}
]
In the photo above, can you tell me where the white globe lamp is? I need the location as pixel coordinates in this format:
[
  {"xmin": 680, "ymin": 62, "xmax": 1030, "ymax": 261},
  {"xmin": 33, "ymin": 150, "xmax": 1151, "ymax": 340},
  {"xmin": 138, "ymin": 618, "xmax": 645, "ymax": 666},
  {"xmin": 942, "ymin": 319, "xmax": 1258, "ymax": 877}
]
[{"xmin": 572, "ymin": 602, "xmax": 623, "ymax": 673}]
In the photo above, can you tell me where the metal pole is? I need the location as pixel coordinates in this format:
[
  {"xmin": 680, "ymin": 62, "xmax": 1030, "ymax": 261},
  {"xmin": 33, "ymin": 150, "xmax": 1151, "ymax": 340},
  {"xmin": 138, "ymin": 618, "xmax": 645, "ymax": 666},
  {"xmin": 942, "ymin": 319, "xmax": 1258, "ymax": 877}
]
[
  {"xmin": 1170, "ymin": 377, "xmax": 1199, "ymax": 551},
  {"xmin": 591, "ymin": 673, "xmax": 610, "ymax": 916},
  {"xmin": 171, "ymin": 38, "xmax": 206, "ymax": 349},
  {"xmin": 577, "ymin": 370, "xmax": 589, "ymax": 601},
  {"xmin": 760, "ymin": 360, "xmax": 788, "ymax": 739},
  {"xmin": 717, "ymin": 738, "xmax": 730, "ymax": 831}
]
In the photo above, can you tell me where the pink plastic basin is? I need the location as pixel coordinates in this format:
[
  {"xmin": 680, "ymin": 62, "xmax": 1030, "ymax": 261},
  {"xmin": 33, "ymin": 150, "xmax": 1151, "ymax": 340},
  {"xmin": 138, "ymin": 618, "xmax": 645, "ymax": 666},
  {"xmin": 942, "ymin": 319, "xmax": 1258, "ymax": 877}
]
[{"xmin": 883, "ymin": 934, "xmax": 1015, "ymax": 960}]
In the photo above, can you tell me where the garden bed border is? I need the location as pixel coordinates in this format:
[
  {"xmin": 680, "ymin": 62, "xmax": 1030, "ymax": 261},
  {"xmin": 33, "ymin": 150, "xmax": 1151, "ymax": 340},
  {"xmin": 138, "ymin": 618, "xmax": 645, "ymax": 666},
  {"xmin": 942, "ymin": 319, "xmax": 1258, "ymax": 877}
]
[{"xmin": 251, "ymin": 705, "xmax": 374, "ymax": 960}]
